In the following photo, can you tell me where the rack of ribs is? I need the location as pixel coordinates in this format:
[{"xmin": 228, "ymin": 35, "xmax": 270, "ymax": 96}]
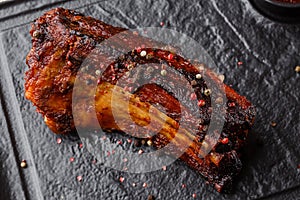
[{"xmin": 25, "ymin": 8, "xmax": 255, "ymax": 193}]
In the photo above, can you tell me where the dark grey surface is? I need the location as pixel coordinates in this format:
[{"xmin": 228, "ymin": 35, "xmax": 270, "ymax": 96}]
[{"xmin": 0, "ymin": 0, "xmax": 299, "ymax": 199}]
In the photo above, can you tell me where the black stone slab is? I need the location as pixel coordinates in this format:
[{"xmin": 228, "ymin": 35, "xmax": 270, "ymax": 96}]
[{"xmin": 0, "ymin": 0, "xmax": 299, "ymax": 199}]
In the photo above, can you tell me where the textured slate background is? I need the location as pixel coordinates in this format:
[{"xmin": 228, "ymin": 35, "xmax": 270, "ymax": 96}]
[{"xmin": 0, "ymin": 0, "xmax": 299, "ymax": 199}]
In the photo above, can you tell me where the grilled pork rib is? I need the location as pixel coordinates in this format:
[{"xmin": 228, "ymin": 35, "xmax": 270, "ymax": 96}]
[{"xmin": 25, "ymin": 8, "xmax": 255, "ymax": 192}]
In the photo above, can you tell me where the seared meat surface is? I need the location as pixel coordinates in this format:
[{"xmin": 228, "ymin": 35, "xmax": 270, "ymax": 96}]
[{"xmin": 25, "ymin": 8, "xmax": 255, "ymax": 193}]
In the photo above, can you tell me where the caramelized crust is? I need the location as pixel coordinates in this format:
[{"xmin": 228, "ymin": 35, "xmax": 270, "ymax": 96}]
[{"xmin": 25, "ymin": 8, "xmax": 255, "ymax": 193}]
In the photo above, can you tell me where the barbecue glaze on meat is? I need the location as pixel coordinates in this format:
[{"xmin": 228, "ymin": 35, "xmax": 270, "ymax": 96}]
[{"xmin": 25, "ymin": 8, "xmax": 255, "ymax": 193}]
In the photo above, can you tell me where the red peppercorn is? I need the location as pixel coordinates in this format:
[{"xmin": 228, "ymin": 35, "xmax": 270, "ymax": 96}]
[
  {"xmin": 136, "ymin": 47, "xmax": 142, "ymax": 53},
  {"xmin": 182, "ymin": 184, "xmax": 186, "ymax": 188},
  {"xmin": 221, "ymin": 138, "xmax": 229, "ymax": 144},
  {"xmin": 228, "ymin": 102, "xmax": 235, "ymax": 107},
  {"xmin": 77, "ymin": 175, "xmax": 83, "ymax": 182},
  {"xmin": 192, "ymin": 193, "xmax": 196, "ymax": 198},
  {"xmin": 56, "ymin": 138, "xmax": 62, "ymax": 144},
  {"xmin": 167, "ymin": 53, "xmax": 174, "ymax": 60},
  {"xmin": 198, "ymin": 100, "xmax": 206, "ymax": 107},
  {"xmin": 119, "ymin": 176, "xmax": 125, "ymax": 183},
  {"xmin": 237, "ymin": 61, "xmax": 243, "ymax": 66},
  {"xmin": 67, "ymin": 61, "xmax": 72, "ymax": 66},
  {"xmin": 117, "ymin": 140, "xmax": 123, "ymax": 145},
  {"xmin": 70, "ymin": 157, "xmax": 75, "ymax": 162},
  {"xmin": 160, "ymin": 22, "xmax": 164, "ymax": 26}
]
